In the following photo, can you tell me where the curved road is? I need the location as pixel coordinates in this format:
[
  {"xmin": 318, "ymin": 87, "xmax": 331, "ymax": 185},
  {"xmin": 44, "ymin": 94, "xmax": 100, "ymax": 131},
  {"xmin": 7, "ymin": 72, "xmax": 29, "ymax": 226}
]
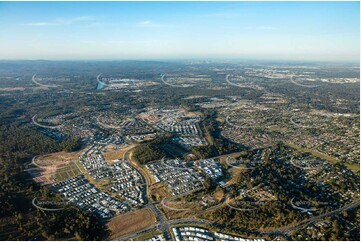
[
  {"xmin": 123, "ymin": 148, "xmax": 172, "ymax": 240},
  {"xmin": 289, "ymin": 76, "xmax": 320, "ymax": 88},
  {"xmin": 118, "ymin": 148, "xmax": 360, "ymax": 240},
  {"xmin": 116, "ymin": 198, "xmax": 359, "ymax": 240},
  {"xmin": 32, "ymin": 74, "xmax": 59, "ymax": 88},
  {"xmin": 32, "ymin": 115, "xmax": 63, "ymax": 129},
  {"xmin": 160, "ymin": 74, "xmax": 193, "ymax": 88}
]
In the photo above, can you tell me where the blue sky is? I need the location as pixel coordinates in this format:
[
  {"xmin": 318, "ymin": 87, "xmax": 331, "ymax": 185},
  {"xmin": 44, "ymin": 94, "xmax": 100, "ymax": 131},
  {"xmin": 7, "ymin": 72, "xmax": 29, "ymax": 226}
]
[{"xmin": 0, "ymin": 1, "xmax": 359, "ymax": 61}]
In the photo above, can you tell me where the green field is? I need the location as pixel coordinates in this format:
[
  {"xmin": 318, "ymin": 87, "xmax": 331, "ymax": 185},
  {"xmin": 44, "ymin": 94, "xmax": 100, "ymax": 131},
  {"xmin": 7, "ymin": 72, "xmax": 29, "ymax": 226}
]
[{"xmin": 286, "ymin": 142, "xmax": 359, "ymax": 174}]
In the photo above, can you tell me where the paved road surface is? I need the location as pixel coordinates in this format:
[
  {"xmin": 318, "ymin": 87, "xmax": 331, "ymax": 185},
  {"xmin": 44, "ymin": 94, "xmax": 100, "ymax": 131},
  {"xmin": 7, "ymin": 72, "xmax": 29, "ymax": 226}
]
[
  {"xmin": 115, "ymin": 199, "xmax": 359, "ymax": 240},
  {"xmin": 117, "ymin": 149, "xmax": 360, "ymax": 241}
]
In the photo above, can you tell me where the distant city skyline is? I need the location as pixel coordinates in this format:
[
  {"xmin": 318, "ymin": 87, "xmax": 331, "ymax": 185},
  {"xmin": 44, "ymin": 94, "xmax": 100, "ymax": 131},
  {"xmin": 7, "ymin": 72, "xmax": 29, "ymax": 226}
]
[{"xmin": 0, "ymin": 1, "xmax": 359, "ymax": 62}]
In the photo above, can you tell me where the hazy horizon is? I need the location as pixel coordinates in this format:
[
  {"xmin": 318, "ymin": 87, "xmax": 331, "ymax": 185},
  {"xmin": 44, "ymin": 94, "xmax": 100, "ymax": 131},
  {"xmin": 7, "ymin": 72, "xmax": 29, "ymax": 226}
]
[{"xmin": 0, "ymin": 1, "xmax": 359, "ymax": 62}]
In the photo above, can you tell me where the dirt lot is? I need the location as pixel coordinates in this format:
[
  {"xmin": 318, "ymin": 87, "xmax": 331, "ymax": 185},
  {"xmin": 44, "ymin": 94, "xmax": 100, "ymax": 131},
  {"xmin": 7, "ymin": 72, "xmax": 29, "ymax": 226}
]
[
  {"xmin": 107, "ymin": 208, "xmax": 155, "ymax": 239},
  {"xmin": 35, "ymin": 148, "xmax": 86, "ymax": 166},
  {"xmin": 0, "ymin": 87, "xmax": 26, "ymax": 91},
  {"xmin": 213, "ymin": 189, "xmax": 225, "ymax": 201},
  {"xmin": 28, "ymin": 148, "xmax": 86, "ymax": 184},
  {"xmin": 103, "ymin": 144, "xmax": 135, "ymax": 162}
]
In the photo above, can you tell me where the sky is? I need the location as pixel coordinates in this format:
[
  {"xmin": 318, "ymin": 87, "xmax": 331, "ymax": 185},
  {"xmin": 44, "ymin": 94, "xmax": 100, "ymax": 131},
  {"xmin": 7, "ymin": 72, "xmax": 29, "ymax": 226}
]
[{"xmin": 0, "ymin": 1, "xmax": 359, "ymax": 62}]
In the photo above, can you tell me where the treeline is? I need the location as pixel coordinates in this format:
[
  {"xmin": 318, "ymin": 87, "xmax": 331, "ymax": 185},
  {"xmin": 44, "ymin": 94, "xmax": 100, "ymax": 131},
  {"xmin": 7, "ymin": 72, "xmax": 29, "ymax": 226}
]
[
  {"xmin": 290, "ymin": 207, "xmax": 360, "ymax": 241},
  {"xmin": 0, "ymin": 124, "xmax": 82, "ymax": 160},
  {"xmin": 61, "ymin": 136, "xmax": 82, "ymax": 152},
  {"xmin": 0, "ymin": 161, "xmax": 108, "ymax": 240},
  {"xmin": 191, "ymin": 112, "xmax": 245, "ymax": 159},
  {"xmin": 233, "ymin": 144, "xmax": 356, "ymax": 209},
  {"xmin": 131, "ymin": 134, "xmax": 177, "ymax": 164},
  {"xmin": 0, "ymin": 122, "xmax": 107, "ymax": 240},
  {"xmin": 14, "ymin": 184, "xmax": 107, "ymax": 241},
  {"xmin": 132, "ymin": 143, "xmax": 168, "ymax": 164},
  {"xmin": 201, "ymin": 143, "xmax": 359, "ymax": 232},
  {"xmin": 201, "ymin": 200, "xmax": 306, "ymax": 230}
]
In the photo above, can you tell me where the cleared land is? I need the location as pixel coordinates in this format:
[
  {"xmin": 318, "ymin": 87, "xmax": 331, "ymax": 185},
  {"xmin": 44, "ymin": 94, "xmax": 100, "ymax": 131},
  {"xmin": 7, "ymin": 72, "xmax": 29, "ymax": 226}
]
[
  {"xmin": 28, "ymin": 149, "xmax": 86, "ymax": 184},
  {"xmin": 103, "ymin": 144, "xmax": 135, "ymax": 162},
  {"xmin": 35, "ymin": 149, "xmax": 85, "ymax": 166},
  {"xmin": 161, "ymin": 205, "xmax": 196, "ymax": 220},
  {"xmin": 107, "ymin": 208, "xmax": 155, "ymax": 239},
  {"xmin": 53, "ymin": 161, "xmax": 81, "ymax": 181},
  {"xmin": 0, "ymin": 87, "xmax": 26, "ymax": 91},
  {"xmin": 345, "ymin": 162, "xmax": 360, "ymax": 173}
]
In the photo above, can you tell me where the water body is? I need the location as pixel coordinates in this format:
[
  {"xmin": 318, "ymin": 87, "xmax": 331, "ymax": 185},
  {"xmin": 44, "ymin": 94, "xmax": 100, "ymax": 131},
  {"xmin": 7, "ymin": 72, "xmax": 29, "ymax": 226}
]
[{"xmin": 96, "ymin": 81, "xmax": 104, "ymax": 90}]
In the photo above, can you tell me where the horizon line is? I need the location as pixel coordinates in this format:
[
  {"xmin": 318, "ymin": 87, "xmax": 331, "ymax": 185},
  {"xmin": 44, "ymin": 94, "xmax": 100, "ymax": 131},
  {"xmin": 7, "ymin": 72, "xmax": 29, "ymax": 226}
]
[{"xmin": 0, "ymin": 58, "xmax": 359, "ymax": 64}]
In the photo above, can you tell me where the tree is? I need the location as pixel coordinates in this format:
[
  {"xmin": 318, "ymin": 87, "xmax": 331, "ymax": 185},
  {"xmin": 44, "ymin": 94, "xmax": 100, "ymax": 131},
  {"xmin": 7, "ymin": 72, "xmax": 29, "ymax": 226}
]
[{"xmin": 203, "ymin": 175, "xmax": 216, "ymax": 191}]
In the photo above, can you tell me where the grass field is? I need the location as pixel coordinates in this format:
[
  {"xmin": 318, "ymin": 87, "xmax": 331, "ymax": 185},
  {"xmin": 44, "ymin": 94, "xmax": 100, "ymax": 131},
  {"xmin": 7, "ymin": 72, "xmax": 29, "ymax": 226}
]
[
  {"xmin": 161, "ymin": 205, "xmax": 197, "ymax": 220},
  {"xmin": 286, "ymin": 142, "xmax": 339, "ymax": 163},
  {"xmin": 286, "ymin": 142, "xmax": 360, "ymax": 175},
  {"xmin": 133, "ymin": 230, "xmax": 162, "ymax": 241},
  {"xmin": 268, "ymin": 125, "xmax": 288, "ymax": 132},
  {"xmin": 107, "ymin": 208, "xmax": 156, "ymax": 239},
  {"xmin": 345, "ymin": 162, "xmax": 360, "ymax": 173}
]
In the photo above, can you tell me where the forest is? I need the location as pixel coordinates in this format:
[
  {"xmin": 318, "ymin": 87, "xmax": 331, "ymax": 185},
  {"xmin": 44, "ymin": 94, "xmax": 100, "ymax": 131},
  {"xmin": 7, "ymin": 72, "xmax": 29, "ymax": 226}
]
[{"xmin": 0, "ymin": 122, "xmax": 107, "ymax": 240}]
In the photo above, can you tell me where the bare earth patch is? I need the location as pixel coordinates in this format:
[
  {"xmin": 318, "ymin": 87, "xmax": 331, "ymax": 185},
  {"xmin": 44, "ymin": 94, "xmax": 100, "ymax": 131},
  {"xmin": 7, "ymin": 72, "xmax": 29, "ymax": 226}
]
[
  {"xmin": 26, "ymin": 148, "xmax": 87, "ymax": 184},
  {"xmin": 103, "ymin": 144, "xmax": 135, "ymax": 162},
  {"xmin": 107, "ymin": 208, "xmax": 155, "ymax": 239},
  {"xmin": 0, "ymin": 87, "xmax": 26, "ymax": 91}
]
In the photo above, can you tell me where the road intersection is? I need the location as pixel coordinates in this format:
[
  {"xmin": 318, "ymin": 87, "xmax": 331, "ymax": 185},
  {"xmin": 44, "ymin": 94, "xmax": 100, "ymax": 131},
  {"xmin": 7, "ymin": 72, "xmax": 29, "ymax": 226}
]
[{"xmin": 117, "ymin": 148, "xmax": 360, "ymax": 240}]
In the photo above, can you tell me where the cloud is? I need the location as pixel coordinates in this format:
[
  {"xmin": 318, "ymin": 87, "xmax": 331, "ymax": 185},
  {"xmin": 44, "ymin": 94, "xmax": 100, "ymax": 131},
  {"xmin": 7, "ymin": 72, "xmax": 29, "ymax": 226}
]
[
  {"xmin": 72, "ymin": 16, "xmax": 93, "ymax": 22},
  {"xmin": 138, "ymin": 20, "xmax": 151, "ymax": 26},
  {"xmin": 136, "ymin": 20, "xmax": 165, "ymax": 28},
  {"xmin": 23, "ymin": 16, "xmax": 95, "ymax": 27}
]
